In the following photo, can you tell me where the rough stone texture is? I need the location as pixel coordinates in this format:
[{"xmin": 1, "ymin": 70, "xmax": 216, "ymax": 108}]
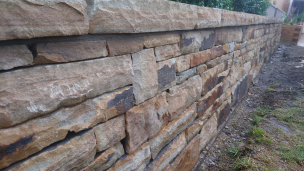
[
  {"xmin": 185, "ymin": 117, "xmax": 208, "ymax": 142},
  {"xmin": 210, "ymin": 45, "xmax": 224, "ymax": 60},
  {"xmin": 201, "ymin": 66, "xmax": 219, "ymax": 95},
  {"xmin": 221, "ymin": 10, "xmax": 256, "ymax": 27},
  {"xmin": 34, "ymin": 40, "xmax": 108, "ymax": 64},
  {"xmin": 180, "ymin": 31, "xmax": 201, "ymax": 54},
  {"xmin": 0, "ymin": 0, "xmax": 89, "ymax": 41},
  {"xmin": 0, "ymin": 86, "xmax": 133, "ymax": 170},
  {"xmin": 217, "ymin": 100, "xmax": 231, "ymax": 128},
  {"xmin": 190, "ymin": 50, "xmax": 211, "ymax": 67},
  {"xmin": 215, "ymin": 27, "xmax": 243, "ymax": 45},
  {"xmin": 4, "ymin": 130, "xmax": 96, "ymax": 171},
  {"xmin": 199, "ymin": 114, "xmax": 218, "ymax": 151},
  {"xmin": 167, "ymin": 75, "xmax": 202, "ymax": 121},
  {"xmin": 0, "ymin": 45, "xmax": 33, "ymax": 70},
  {"xmin": 144, "ymin": 132, "xmax": 187, "ymax": 171},
  {"xmin": 196, "ymin": 7, "xmax": 221, "ymax": 29},
  {"xmin": 125, "ymin": 92, "xmax": 169, "ymax": 154},
  {"xmin": 200, "ymin": 30, "xmax": 216, "ymax": 51},
  {"xmin": 0, "ymin": 55, "xmax": 134, "ymax": 128},
  {"xmin": 155, "ymin": 44, "xmax": 181, "ymax": 62},
  {"xmin": 132, "ymin": 49, "xmax": 158, "ymax": 105},
  {"xmin": 196, "ymin": 64, "xmax": 208, "ymax": 75},
  {"xmin": 176, "ymin": 68, "xmax": 196, "ymax": 85},
  {"xmin": 231, "ymin": 74, "xmax": 249, "ymax": 106},
  {"xmin": 87, "ymin": 0, "xmax": 198, "ymax": 34},
  {"xmin": 176, "ymin": 55, "xmax": 191, "ymax": 72},
  {"xmin": 149, "ymin": 103, "xmax": 197, "ymax": 159},
  {"xmin": 223, "ymin": 43, "xmax": 230, "ymax": 54},
  {"xmin": 157, "ymin": 59, "xmax": 176, "ymax": 91},
  {"xmin": 107, "ymin": 36, "xmax": 144, "ymax": 56},
  {"xmin": 206, "ymin": 53, "xmax": 233, "ymax": 68},
  {"xmin": 107, "ymin": 142, "xmax": 151, "ymax": 171},
  {"xmin": 144, "ymin": 33, "xmax": 180, "ymax": 48},
  {"xmin": 93, "ymin": 115, "xmax": 125, "ymax": 152},
  {"xmin": 164, "ymin": 135, "xmax": 200, "ymax": 171},
  {"xmin": 81, "ymin": 142, "xmax": 124, "ymax": 171}
]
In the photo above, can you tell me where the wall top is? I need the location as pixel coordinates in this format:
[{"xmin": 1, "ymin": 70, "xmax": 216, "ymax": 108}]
[{"xmin": 0, "ymin": 0, "xmax": 283, "ymax": 41}]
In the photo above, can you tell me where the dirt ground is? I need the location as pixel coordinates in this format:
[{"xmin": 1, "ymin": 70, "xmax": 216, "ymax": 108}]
[{"xmin": 195, "ymin": 43, "xmax": 304, "ymax": 171}]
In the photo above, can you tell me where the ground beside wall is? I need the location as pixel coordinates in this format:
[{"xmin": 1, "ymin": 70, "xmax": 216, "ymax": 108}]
[{"xmin": 0, "ymin": 1, "xmax": 282, "ymax": 171}]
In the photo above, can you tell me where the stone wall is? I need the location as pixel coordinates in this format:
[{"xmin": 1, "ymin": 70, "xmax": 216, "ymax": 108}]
[{"xmin": 0, "ymin": 0, "xmax": 282, "ymax": 171}]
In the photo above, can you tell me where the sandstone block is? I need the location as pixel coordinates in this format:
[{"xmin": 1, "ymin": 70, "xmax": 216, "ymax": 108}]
[
  {"xmin": 229, "ymin": 42, "xmax": 235, "ymax": 52},
  {"xmin": 190, "ymin": 50, "xmax": 211, "ymax": 67},
  {"xmin": 0, "ymin": 55, "xmax": 134, "ymax": 128},
  {"xmin": 176, "ymin": 55, "xmax": 191, "ymax": 72},
  {"xmin": 144, "ymin": 33, "xmax": 180, "ymax": 48},
  {"xmin": 221, "ymin": 10, "xmax": 255, "ymax": 27},
  {"xmin": 196, "ymin": 64, "xmax": 208, "ymax": 75},
  {"xmin": 125, "ymin": 92, "xmax": 169, "ymax": 154},
  {"xmin": 157, "ymin": 59, "xmax": 176, "ymax": 91},
  {"xmin": 164, "ymin": 135, "xmax": 200, "ymax": 171},
  {"xmin": 93, "ymin": 115, "xmax": 125, "ymax": 152},
  {"xmin": 167, "ymin": 76, "xmax": 202, "ymax": 120},
  {"xmin": 149, "ymin": 103, "xmax": 197, "ymax": 159},
  {"xmin": 199, "ymin": 114, "xmax": 218, "ymax": 151},
  {"xmin": 215, "ymin": 27, "xmax": 243, "ymax": 45},
  {"xmin": 196, "ymin": 7, "xmax": 221, "ymax": 29},
  {"xmin": 0, "ymin": 0, "xmax": 89, "ymax": 41},
  {"xmin": 4, "ymin": 130, "xmax": 96, "ymax": 171},
  {"xmin": 176, "ymin": 68, "xmax": 196, "ymax": 85},
  {"xmin": 206, "ymin": 53, "xmax": 233, "ymax": 68},
  {"xmin": 155, "ymin": 44, "xmax": 181, "ymax": 62},
  {"xmin": 217, "ymin": 100, "xmax": 231, "ymax": 128},
  {"xmin": 210, "ymin": 45, "xmax": 224, "ymax": 60},
  {"xmin": 201, "ymin": 67, "xmax": 219, "ymax": 95},
  {"xmin": 107, "ymin": 142, "xmax": 151, "ymax": 171},
  {"xmin": 107, "ymin": 36, "xmax": 143, "ymax": 56},
  {"xmin": 185, "ymin": 117, "xmax": 208, "ymax": 142},
  {"xmin": 200, "ymin": 30, "xmax": 216, "ymax": 51},
  {"xmin": 231, "ymin": 74, "xmax": 249, "ymax": 106},
  {"xmin": 34, "ymin": 40, "xmax": 108, "ymax": 64},
  {"xmin": 223, "ymin": 43, "xmax": 230, "ymax": 54},
  {"xmin": 180, "ymin": 31, "xmax": 201, "ymax": 54},
  {"xmin": 132, "ymin": 49, "xmax": 158, "ymax": 105},
  {"xmin": 0, "ymin": 45, "xmax": 33, "ymax": 70},
  {"xmin": 87, "ymin": 0, "xmax": 198, "ymax": 34}
]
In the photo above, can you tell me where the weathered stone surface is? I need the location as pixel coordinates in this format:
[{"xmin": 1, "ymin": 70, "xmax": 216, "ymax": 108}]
[
  {"xmin": 0, "ymin": 55, "xmax": 134, "ymax": 128},
  {"xmin": 4, "ymin": 130, "xmax": 96, "ymax": 171},
  {"xmin": 107, "ymin": 142, "xmax": 151, "ymax": 171},
  {"xmin": 231, "ymin": 74, "xmax": 249, "ymax": 106},
  {"xmin": 190, "ymin": 50, "xmax": 211, "ymax": 67},
  {"xmin": 210, "ymin": 45, "xmax": 224, "ymax": 60},
  {"xmin": 87, "ymin": 0, "xmax": 198, "ymax": 34},
  {"xmin": 176, "ymin": 55, "xmax": 191, "ymax": 73},
  {"xmin": 229, "ymin": 42, "xmax": 235, "ymax": 52},
  {"xmin": 107, "ymin": 36, "xmax": 143, "ymax": 56},
  {"xmin": 144, "ymin": 132, "xmax": 187, "ymax": 171},
  {"xmin": 199, "ymin": 114, "xmax": 218, "ymax": 151},
  {"xmin": 0, "ymin": 0, "xmax": 89, "ymax": 41},
  {"xmin": 185, "ymin": 117, "xmax": 208, "ymax": 142},
  {"xmin": 125, "ymin": 92, "xmax": 169, "ymax": 154},
  {"xmin": 215, "ymin": 27, "xmax": 243, "ymax": 45},
  {"xmin": 0, "ymin": 45, "xmax": 33, "ymax": 70},
  {"xmin": 196, "ymin": 64, "xmax": 208, "ymax": 75},
  {"xmin": 176, "ymin": 68, "xmax": 196, "ymax": 85},
  {"xmin": 157, "ymin": 59, "xmax": 176, "ymax": 91},
  {"xmin": 217, "ymin": 100, "xmax": 231, "ymax": 128},
  {"xmin": 167, "ymin": 76, "xmax": 202, "ymax": 120},
  {"xmin": 0, "ymin": 86, "xmax": 133, "ymax": 169},
  {"xmin": 81, "ymin": 142, "xmax": 124, "ymax": 171},
  {"xmin": 132, "ymin": 49, "xmax": 158, "ymax": 105},
  {"xmin": 144, "ymin": 33, "xmax": 180, "ymax": 48},
  {"xmin": 34, "ymin": 40, "xmax": 107, "ymax": 64},
  {"xmin": 155, "ymin": 44, "xmax": 181, "ymax": 62},
  {"xmin": 223, "ymin": 43, "xmax": 230, "ymax": 54},
  {"xmin": 180, "ymin": 31, "xmax": 201, "ymax": 54},
  {"xmin": 196, "ymin": 7, "xmax": 221, "ymax": 29},
  {"xmin": 201, "ymin": 67, "xmax": 219, "ymax": 95},
  {"xmin": 206, "ymin": 53, "xmax": 233, "ymax": 68},
  {"xmin": 93, "ymin": 115, "xmax": 125, "ymax": 152},
  {"xmin": 149, "ymin": 103, "xmax": 197, "ymax": 159},
  {"xmin": 200, "ymin": 30, "xmax": 216, "ymax": 51},
  {"xmin": 164, "ymin": 135, "xmax": 200, "ymax": 171},
  {"xmin": 218, "ymin": 70, "xmax": 230, "ymax": 83},
  {"xmin": 221, "ymin": 10, "xmax": 257, "ymax": 27}
]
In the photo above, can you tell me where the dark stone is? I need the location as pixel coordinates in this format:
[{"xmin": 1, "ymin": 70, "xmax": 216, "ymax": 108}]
[
  {"xmin": 183, "ymin": 37, "xmax": 194, "ymax": 47},
  {"xmin": 198, "ymin": 85, "xmax": 223, "ymax": 117},
  {"xmin": 107, "ymin": 87, "xmax": 134, "ymax": 115},
  {"xmin": 232, "ymin": 74, "xmax": 249, "ymax": 106},
  {"xmin": 176, "ymin": 68, "xmax": 196, "ymax": 85},
  {"xmin": 200, "ymin": 33, "xmax": 215, "ymax": 51},
  {"xmin": 217, "ymin": 103, "xmax": 231, "ymax": 128},
  {"xmin": 242, "ymin": 27, "xmax": 247, "ymax": 42},
  {"xmin": 158, "ymin": 64, "xmax": 176, "ymax": 89}
]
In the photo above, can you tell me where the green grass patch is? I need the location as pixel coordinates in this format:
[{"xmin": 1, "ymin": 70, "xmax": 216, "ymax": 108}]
[
  {"xmin": 270, "ymin": 83, "xmax": 279, "ymax": 89},
  {"xmin": 256, "ymin": 137, "xmax": 272, "ymax": 145},
  {"xmin": 226, "ymin": 144, "xmax": 240, "ymax": 156},
  {"xmin": 233, "ymin": 157, "xmax": 257, "ymax": 170},
  {"xmin": 265, "ymin": 88, "xmax": 275, "ymax": 93},
  {"xmin": 278, "ymin": 145, "xmax": 304, "ymax": 164},
  {"xmin": 257, "ymin": 106, "xmax": 271, "ymax": 116},
  {"xmin": 250, "ymin": 127, "xmax": 266, "ymax": 137},
  {"xmin": 253, "ymin": 115, "xmax": 264, "ymax": 125}
]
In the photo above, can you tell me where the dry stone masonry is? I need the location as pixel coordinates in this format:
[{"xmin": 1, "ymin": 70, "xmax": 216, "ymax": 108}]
[{"xmin": 0, "ymin": 0, "xmax": 282, "ymax": 170}]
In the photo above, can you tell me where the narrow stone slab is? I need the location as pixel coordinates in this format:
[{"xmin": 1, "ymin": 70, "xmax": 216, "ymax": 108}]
[
  {"xmin": 34, "ymin": 40, "xmax": 108, "ymax": 64},
  {"xmin": 0, "ymin": 45, "xmax": 33, "ymax": 70},
  {"xmin": 190, "ymin": 50, "xmax": 211, "ymax": 67},
  {"xmin": 199, "ymin": 114, "xmax": 218, "ymax": 151},
  {"xmin": 157, "ymin": 59, "xmax": 176, "ymax": 91},
  {"xmin": 176, "ymin": 55, "xmax": 191, "ymax": 73},
  {"xmin": 196, "ymin": 7, "xmax": 221, "ymax": 29},
  {"xmin": 231, "ymin": 74, "xmax": 249, "ymax": 106},
  {"xmin": 132, "ymin": 49, "xmax": 158, "ymax": 105},
  {"xmin": 176, "ymin": 68, "xmax": 196, "ymax": 85},
  {"xmin": 144, "ymin": 33, "xmax": 180, "ymax": 48},
  {"xmin": 155, "ymin": 44, "xmax": 181, "ymax": 62},
  {"xmin": 210, "ymin": 45, "xmax": 224, "ymax": 60},
  {"xmin": 4, "ymin": 130, "xmax": 96, "ymax": 171},
  {"xmin": 149, "ymin": 103, "xmax": 197, "ymax": 159},
  {"xmin": 201, "ymin": 66, "xmax": 219, "ymax": 95},
  {"xmin": 125, "ymin": 92, "xmax": 169, "ymax": 154},
  {"xmin": 185, "ymin": 117, "xmax": 208, "ymax": 142},
  {"xmin": 0, "ymin": 55, "xmax": 134, "ymax": 128},
  {"xmin": 196, "ymin": 64, "xmax": 208, "ymax": 75},
  {"xmin": 107, "ymin": 36, "xmax": 144, "ymax": 56},
  {"xmin": 217, "ymin": 100, "xmax": 231, "ymax": 128},
  {"xmin": 0, "ymin": 0, "xmax": 89, "ymax": 41}
]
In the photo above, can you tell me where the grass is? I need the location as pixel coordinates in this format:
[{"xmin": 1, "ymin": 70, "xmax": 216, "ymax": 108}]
[
  {"xmin": 257, "ymin": 106, "xmax": 271, "ymax": 116},
  {"xmin": 233, "ymin": 157, "xmax": 257, "ymax": 170},
  {"xmin": 278, "ymin": 145, "xmax": 304, "ymax": 164},
  {"xmin": 256, "ymin": 137, "xmax": 272, "ymax": 145},
  {"xmin": 249, "ymin": 127, "xmax": 266, "ymax": 137},
  {"xmin": 265, "ymin": 88, "xmax": 275, "ymax": 93},
  {"xmin": 253, "ymin": 115, "xmax": 264, "ymax": 125},
  {"xmin": 270, "ymin": 83, "xmax": 279, "ymax": 89},
  {"xmin": 226, "ymin": 144, "xmax": 240, "ymax": 156}
]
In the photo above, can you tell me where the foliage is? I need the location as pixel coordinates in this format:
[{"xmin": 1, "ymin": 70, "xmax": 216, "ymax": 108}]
[
  {"xmin": 278, "ymin": 145, "xmax": 304, "ymax": 164},
  {"xmin": 226, "ymin": 144, "xmax": 240, "ymax": 156},
  {"xmin": 233, "ymin": 157, "xmax": 257, "ymax": 170},
  {"xmin": 170, "ymin": 0, "xmax": 233, "ymax": 10},
  {"xmin": 284, "ymin": 11, "xmax": 304, "ymax": 25}
]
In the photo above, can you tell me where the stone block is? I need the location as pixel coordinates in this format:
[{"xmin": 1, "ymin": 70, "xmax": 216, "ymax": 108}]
[
  {"xmin": 155, "ymin": 44, "xmax": 181, "ymax": 62},
  {"xmin": 185, "ymin": 117, "xmax": 208, "ymax": 142},
  {"xmin": 223, "ymin": 43, "xmax": 230, "ymax": 54},
  {"xmin": 217, "ymin": 100, "xmax": 231, "ymax": 128},
  {"xmin": 196, "ymin": 64, "xmax": 208, "ymax": 75},
  {"xmin": 4, "ymin": 130, "xmax": 96, "ymax": 171},
  {"xmin": 229, "ymin": 42, "xmax": 235, "ymax": 52},
  {"xmin": 231, "ymin": 74, "xmax": 249, "ymax": 106},
  {"xmin": 0, "ymin": 45, "xmax": 33, "ymax": 70},
  {"xmin": 176, "ymin": 55, "xmax": 191, "ymax": 73},
  {"xmin": 167, "ymin": 76, "xmax": 202, "ymax": 120},
  {"xmin": 149, "ymin": 103, "xmax": 197, "ymax": 159},
  {"xmin": 132, "ymin": 49, "xmax": 158, "ymax": 105},
  {"xmin": 190, "ymin": 50, "xmax": 211, "ymax": 67},
  {"xmin": 218, "ymin": 70, "xmax": 230, "ymax": 83},
  {"xmin": 199, "ymin": 114, "xmax": 218, "ymax": 151},
  {"xmin": 0, "ymin": 0, "xmax": 89, "ymax": 41},
  {"xmin": 199, "ymin": 30, "xmax": 216, "ymax": 51},
  {"xmin": 107, "ymin": 36, "xmax": 144, "ymax": 56},
  {"xmin": 215, "ymin": 27, "xmax": 243, "ymax": 45},
  {"xmin": 81, "ymin": 142, "xmax": 124, "ymax": 171},
  {"xmin": 201, "ymin": 67, "xmax": 219, "ymax": 95},
  {"xmin": 144, "ymin": 33, "xmax": 181, "ymax": 48},
  {"xmin": 0, "ymin": 55, "xmax": 134, "ymax": 128},
  {"xmin": 206, "ymin": 53, "xmax": 233, "ymax": 68},
  {"xmin": 125, "ymin": 92, "xmax": 169, "ymax": 154},
  {"xmin": 176, "ymin": 68, "xmax": 196, "ymax": 85},
  {"xmin": 180, "ymin": 31, "xmax": 201, "ymax": 54},
  {"xmin": 34, "ymin": 40, "xmax": 108, "ymax": 64},
  {"xmin": 93, "ymin": 115, "xmax": 125, "ymax": 152},
  {"xmin": 196, "ymin": 7, "xmax": 221, "ymax": 29},
  {"xmin": 210, "ymin": 45, "xmax": 224, "ymax": 60},
  {"xmin": 157, "ymin": 59, "xmax": 176, "ymax": 91}
]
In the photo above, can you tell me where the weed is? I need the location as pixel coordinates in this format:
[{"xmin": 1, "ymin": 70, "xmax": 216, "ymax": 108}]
[
  {"xmin": 250, "ymin": 127, "xmax": 266, "ymax": 137},
  {"xmin": 226, "ymin": 144, "xmax": 240, "ymax": 156},
  {"xmin": 257, "ymin": 137, "xmax": 272, "ymax": 145},
  {"xmin": 233, "ymin": 157, "xmax": 257, "ymax": 170},
  {"xmin": 253, "ymin": 115, "xmax": 264, "ymax": 125},
  {"xmin": 266, "ymin": 88, "xmax": 275, "ymax": 93},
  {"xmin": 257, "ymin": 106, "xmax": 271, "ymax": 116},
  {"xmin": 278, "ymin": 145, "xmax": 304, "ymax": 164},
  {"xmin": 270, "ymin": 83, "xmax": 279, "ymax": 89}
]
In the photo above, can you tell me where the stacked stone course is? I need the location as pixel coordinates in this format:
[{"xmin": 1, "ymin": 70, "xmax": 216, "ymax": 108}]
[{"xmin": 0, "ymin": 0, "xmax": 282, "ymax": 171}]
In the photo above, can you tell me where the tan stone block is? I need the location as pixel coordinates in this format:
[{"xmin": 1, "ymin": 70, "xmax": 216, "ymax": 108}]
[
  {"xmin": 223, "ymin": 43, "xmax": 230, "ymax": 54},
  {"xmin": 180, "ymin": 31, "xmax": 201, "ymax": 54},
  {"xmin": 190, "ymin": 50, "xmax": 211, "ymax": 67},
  {"xmin": 199, "ymin": 114, "xmax": 218, "ymax": 151},
  {"xmin": 144, "ymin": 33, "xmax": 181, "ymax": 48},
  {"xmin": 185, "ymin": 117, "xmax": 208, "ymax": 142},
  {"xmin": 196, "ymin": 7, "xmax": 221, "ymax": 29},
  {"xmin": 196, "ymin": 64, "xmax": 208, "ymax": 75},
  {"xmin": 0, "ymin": 45, "xmax": 33, "ymax": 70},
  {"xmin": 34, "ymin": 40, "xmax": 108, "ymax": 64},
  {"xmin": 199, "ymin": 30, "xmax": 216, "ymax": 51},
  {"xmin": 149, "ymin": 103, "xmax": 197, "ymax": 159},
  {"xmin": 206, "ymin": 53, "xmax": 233, "ymax": 68},
  {"xmin": 176, "ymin": 55, "xmax": 191, "ymax": 72},
  {"xmin": 176, "ymin": 68, "xmax": 196, "ymax": 85},
  {"xmin": 210, "ymin": 45, "xmax": 224, "ymax": 60},
  {"xmin": 107, "ymin": 36, "xmax": 144, "ymax": 56},
  {"xmin": 201, "ymin": 67, "xmax": 219, "ymax": 95},
  {"xmin": 125, "ymin": 92, "xmax": 168, "ymax": 154},
  {"xmin": 155, "ymin": 44, "xmax": 181, "ymax": 62},
  {"xmin": 221, "ymin": 10, "xmax": 248, "ymax": 26},
  {"xmin": 215, "ymin": 27, "xmax": 243, "ymax": 45}
]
